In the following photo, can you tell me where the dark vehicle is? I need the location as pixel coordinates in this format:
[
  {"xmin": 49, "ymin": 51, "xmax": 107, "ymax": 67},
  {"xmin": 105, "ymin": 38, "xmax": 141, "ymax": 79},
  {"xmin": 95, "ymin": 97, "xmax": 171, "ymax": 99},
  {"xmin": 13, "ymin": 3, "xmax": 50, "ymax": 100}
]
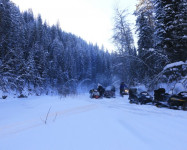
[
  {"xmin": 89, "ymin": 89, "xmax": 100, "ymax": 99},
  {"xmin": 153, "ymin": 88, "xmax": 171, "ymax": 107},
  {"xmin": 154, "ymin": 88, "xmax": 187, "ymax": 110},
  {"xmin": 138, "ymin": 91, "xmax": 153, "ymax": 105},
  {"xmin": 120, "ymin": 82, "xmax": 129, "ymax": 96},
  {"xmin": 129, "ymin": 88, "xmax": 153, "ymax": 104},
  {"xmin": 128, "ymin": 88, "xmax": 138, "ymax": 104},
  {"xmin": 168, "ymin": 91, "xmax": 187, "ymax": 110},
  {"xmin": 104, "ymin": 86, "xmax": 116, "ymax": 98}
]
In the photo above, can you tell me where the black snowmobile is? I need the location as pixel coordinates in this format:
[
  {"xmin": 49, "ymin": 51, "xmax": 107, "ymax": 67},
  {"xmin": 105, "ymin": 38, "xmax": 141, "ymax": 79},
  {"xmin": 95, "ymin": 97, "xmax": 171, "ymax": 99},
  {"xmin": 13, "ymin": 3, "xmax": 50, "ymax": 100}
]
[
  {"xmin": 128, "ymin": 88, "xmax": 139, "ymax": 104},
  {"xmin": 153, "ymin": 88, "xmax": 187, "ymax": 110},
  {"xmin": 104, "ymin": 85, "xmax": 116, "ymax": 98},
  {"xmin": 120, "ymin": 82, "xmax": 129, "ymax": 96},
  {"xmin": 153, "ymin": 88, "xmax": 171, "ymax": 108},
  {"xmin": 128, "ymin": 88, "xmax": 153, "ymax": 105},
  {"xmin": 89, "ymin": 89, "xmax": 100, "ymax": 99},
  {"xmin": 168, "ymin": 91, "xmax": 187, "ymax": 110}
]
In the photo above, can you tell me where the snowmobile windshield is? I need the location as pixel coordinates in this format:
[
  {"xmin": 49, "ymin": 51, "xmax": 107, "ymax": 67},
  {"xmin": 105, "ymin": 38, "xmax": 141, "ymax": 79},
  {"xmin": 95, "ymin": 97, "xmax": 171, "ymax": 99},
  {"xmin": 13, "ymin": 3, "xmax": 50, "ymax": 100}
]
[
  {"xmin": 180, "ymin": 92, "xmax": 187, "ymax": 97},
  {"xmin": 137, "ymin": 88, "xmax": 145, "ymax": 94},
  {"xmin": 141, "ymin": 92, "xmax": 148, "ymax": 96}
]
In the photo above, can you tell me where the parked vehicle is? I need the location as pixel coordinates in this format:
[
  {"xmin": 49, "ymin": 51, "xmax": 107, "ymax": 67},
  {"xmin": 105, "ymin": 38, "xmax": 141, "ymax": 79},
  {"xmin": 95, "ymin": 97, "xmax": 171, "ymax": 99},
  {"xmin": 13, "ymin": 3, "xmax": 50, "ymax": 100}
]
[
  {"xmin": 129, "ymin": 88, "xmax": 153, "ymax": 105},
  {"xmin": 120, "ymin": 82, "xmax": 129, "ymax": 96},
  {"xmin": 154, "ymin": 88, "xmax": 187, "ymax": 110},
  {"xmin": 128, "ymin": 88, "xmax": 138, "ymax": 104},
  {"xmin": 104, "ymin": 85, "xmax": 116, "ymax": 98},
  {"xmin": 138, "ymin": 91, "xmax": 153, "ymax": 105},
  {"xmin": 89, "ymin": 85, "xmax": 116, "ymax": 99},
  {"xmin": 168, "ymin": 91, "xmax": 187, "ymax": 110},
  {"xmin": 153, "ymin": 88, "xmax": 171, "ymax": 107},
  {"xmin": 89, "ymin": 89, "xmax": 100, "ymax": 99}
]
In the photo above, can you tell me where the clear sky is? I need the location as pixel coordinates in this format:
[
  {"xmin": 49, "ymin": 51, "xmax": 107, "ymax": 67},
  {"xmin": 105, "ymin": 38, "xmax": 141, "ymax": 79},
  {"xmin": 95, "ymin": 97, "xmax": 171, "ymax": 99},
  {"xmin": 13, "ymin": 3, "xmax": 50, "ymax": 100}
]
[{"xmin": 11, "ymin": 0, "xmax": 137, "ymax": 51}]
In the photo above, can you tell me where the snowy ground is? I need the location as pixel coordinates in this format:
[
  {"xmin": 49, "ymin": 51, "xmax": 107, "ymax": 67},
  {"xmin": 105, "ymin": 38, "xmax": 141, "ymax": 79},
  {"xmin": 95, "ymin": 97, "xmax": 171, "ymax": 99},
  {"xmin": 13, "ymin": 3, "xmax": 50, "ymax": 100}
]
[{"xmin": 0, "ymin": 94, "xmax": 187, "ymax": 150}]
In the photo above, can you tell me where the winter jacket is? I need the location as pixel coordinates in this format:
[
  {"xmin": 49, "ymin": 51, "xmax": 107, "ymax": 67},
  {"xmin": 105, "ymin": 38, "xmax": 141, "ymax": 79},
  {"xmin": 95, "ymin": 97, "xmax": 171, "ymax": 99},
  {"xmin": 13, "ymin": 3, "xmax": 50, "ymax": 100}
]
[{"xmin": 97, "ymin": 86, "xmax": 105, "ymax": 96}]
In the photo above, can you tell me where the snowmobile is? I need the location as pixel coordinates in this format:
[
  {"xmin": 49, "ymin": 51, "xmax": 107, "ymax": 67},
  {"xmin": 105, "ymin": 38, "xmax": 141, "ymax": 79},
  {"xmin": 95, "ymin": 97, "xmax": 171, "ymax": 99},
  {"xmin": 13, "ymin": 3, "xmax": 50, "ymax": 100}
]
[
  {"xmin": 153, "ymin": 88, "xmax": 187, "ymax": 110},
  {"xmin": 120, "ymin": 82, "xmax": 129, "ymax": 96},
  {"xmin": 103, "ymin": 86, "xmax": 116, "ymax": 98},
  {"xmin": 128, "ymin": 88, "xmax": 153, "ymax": 104},
  {"xmin": 89, "ymin": 89, "xmax": 100, "ymax": 99},
  {"xmin": 121, "ymin": 88, "xmax": 129, "ymax": 96},
  {"xmin": 128, "ymin": 88, "xmax": 139, "ymax": 104},
  {"xmin": 104, "ymin": 91, "xmax": 115, "ymax": 98},
  {"xmin": 168, "ymin": 91, "xmax": 187, "ymax": 110},
  {"xmin": 138, "ymin": 91, "xmax": 153, "ymax": 104},
  {"xmin": 153, "ymin": 88, "xmax": 171, "ymax": 108}
]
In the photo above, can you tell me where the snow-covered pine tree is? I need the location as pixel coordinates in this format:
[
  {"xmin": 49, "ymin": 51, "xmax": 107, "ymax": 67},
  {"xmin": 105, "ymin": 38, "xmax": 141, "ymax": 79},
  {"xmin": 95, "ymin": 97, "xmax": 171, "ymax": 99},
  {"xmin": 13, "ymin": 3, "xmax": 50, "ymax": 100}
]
[
  {"xmin": 135, "ymin": 0, "xmax": 155, "ymax": 82},
  {"xmin": 154, "ymin": 0, "xmax": 187, "ymax": 63},
  {"xmin": 0, "ymin": 0, "xmax": 114, "ymax": 95},
  {"xmin": 135, "ymin": 0, "xmax": 154, "ymax": 57},
  {"xmin": 174, "ymin": 0, "xmax": 187, "ymax": 62}
]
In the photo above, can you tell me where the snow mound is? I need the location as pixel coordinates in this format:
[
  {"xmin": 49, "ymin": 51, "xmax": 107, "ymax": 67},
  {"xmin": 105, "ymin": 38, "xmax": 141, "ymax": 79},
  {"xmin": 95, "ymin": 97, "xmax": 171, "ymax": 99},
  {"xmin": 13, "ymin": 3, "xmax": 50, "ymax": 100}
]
[{"xmin": 164, "ymin": 61, "xmax": 186, "ymax": 70}]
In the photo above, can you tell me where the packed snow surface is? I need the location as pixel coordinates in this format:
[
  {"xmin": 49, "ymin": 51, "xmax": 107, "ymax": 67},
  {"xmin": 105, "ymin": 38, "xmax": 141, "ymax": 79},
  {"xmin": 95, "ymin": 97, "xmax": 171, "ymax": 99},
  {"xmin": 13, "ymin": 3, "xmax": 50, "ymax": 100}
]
[{"xmin": 0, "ymin": 94, "xmax": 187, "ymax": 150}]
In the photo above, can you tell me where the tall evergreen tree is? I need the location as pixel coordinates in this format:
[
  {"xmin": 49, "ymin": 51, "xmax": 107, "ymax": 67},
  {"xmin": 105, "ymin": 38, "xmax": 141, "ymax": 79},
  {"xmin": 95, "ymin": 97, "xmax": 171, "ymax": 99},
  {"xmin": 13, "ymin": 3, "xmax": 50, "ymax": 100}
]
[
  {"xmin": 135, "ymin": 0, "xmax": 156, "ymax": 82},
  {"xmin": 135, "ymin": 0, "xmax": 154, "ymax": 57},
  {"xmin": 0, "ymin": 0, "xmax": 115, "ymax": 95},
  {"xmin": 154, "ymin": 0, "xmax": 187, "ymax": 62}
]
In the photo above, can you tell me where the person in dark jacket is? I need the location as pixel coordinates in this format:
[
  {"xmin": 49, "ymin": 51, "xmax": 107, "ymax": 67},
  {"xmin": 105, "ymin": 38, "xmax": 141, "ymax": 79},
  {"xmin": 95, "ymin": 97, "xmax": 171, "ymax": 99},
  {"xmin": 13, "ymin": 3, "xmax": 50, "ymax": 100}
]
[{"xmin": 97, "ymin": 84, "xmax": 105, "ymax": 97}]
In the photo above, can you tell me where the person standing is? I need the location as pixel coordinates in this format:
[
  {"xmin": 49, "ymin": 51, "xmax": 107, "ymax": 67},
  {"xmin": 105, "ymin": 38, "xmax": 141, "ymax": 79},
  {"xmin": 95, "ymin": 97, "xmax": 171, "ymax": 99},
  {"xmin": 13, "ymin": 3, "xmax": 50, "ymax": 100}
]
[{"xmin": 97, "ymin": 84, "xmax": 105, "ymax": 97}]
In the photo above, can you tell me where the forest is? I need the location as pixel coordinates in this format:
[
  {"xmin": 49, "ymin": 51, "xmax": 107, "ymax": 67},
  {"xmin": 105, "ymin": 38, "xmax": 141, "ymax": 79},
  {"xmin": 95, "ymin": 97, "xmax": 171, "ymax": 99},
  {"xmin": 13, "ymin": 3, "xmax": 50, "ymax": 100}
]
[{"xmin": 0, "ymin": 0, "xmax": 186, "ymax": 97}]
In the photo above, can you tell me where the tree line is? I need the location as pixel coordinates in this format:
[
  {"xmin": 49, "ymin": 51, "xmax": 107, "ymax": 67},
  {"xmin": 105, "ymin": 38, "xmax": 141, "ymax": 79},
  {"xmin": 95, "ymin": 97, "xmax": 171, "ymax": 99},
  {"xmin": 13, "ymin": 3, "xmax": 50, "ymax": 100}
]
[
  {"xmin": 0, "ymin": 0, "xmax": 114, "ymax": 96},
  {"xmin": 112, "ymin": 0, "xmax": 187, "ymax": 89},
  {"xmin": 0, "ymin": 0, "xmax": 186, "ymax": 96}
]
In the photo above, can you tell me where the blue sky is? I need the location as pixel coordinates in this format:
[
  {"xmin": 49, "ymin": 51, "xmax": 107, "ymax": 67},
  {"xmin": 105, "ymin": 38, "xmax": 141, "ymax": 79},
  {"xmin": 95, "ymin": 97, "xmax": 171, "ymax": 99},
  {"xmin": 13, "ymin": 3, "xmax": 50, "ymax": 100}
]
[{"xmin": 12, "ymin": 0, "xmax": 138, "ymax": 51}]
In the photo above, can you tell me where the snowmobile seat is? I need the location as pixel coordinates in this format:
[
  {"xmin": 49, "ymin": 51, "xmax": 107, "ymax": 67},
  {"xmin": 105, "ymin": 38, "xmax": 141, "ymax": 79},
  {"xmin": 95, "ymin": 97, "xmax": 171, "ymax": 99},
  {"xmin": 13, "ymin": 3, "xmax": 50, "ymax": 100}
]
[
  {"xmin": 104, "ymin": 86, "xmax": 116, "ymax": 98},
  {"xmin": 153, "ymin": 88, "xmax": 171, "ymax": 107},
  {"xmin": 129, "ymin": 88, "xmax": 138, "ymax": 100},
  {"xmin": 129, "ymin": 88, "xmax": 137, "ymax": 96},
  {"xmin": 154, "ymin": 88, "xmax": 166, "ymax": 102}
]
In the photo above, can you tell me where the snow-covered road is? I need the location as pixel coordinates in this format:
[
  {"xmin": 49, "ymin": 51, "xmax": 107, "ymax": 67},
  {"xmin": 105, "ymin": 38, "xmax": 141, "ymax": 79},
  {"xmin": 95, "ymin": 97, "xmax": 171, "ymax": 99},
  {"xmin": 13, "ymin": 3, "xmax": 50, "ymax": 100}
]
[{"xmin": 0, "ymin": 94, "xmax": 187, "ymax": 150}]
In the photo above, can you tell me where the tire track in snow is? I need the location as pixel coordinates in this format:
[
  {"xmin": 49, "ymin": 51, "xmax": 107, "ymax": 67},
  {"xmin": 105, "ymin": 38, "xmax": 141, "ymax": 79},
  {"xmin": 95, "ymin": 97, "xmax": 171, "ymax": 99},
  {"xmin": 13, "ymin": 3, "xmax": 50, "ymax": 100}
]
[
  {"xmin": 118, "ymin": 120, "xmax": 150, "ymax": 143},
  {"xmin": 0, "ymin": 104, "xmax": 98, "ymax": 138}
]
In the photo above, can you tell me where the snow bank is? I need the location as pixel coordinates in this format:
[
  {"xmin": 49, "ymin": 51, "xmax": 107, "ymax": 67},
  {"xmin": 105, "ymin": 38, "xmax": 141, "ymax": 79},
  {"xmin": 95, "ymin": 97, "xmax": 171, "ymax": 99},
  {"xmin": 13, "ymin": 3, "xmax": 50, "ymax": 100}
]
[
  {"xmin": 134, "ymin": 84, "xmax": 147, "ymax": 92},
  {"xmin": 164, "ymin": 61, "xmax": 186, "ymax": 70},
  {"xmin": 173, "ymin": 82, "xmax": 186, "ymax": 94},
  {"xmin": 157, "ymin": 82, "xmax": 186, "ymax": 94}
]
